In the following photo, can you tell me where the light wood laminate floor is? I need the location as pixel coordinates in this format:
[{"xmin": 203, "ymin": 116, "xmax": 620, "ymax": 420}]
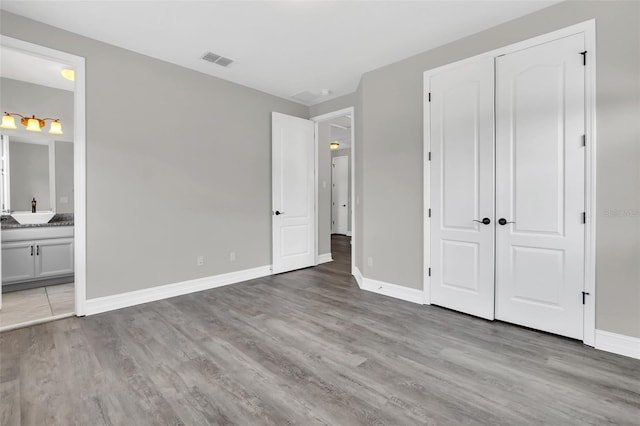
[
  {"xmin": 0, "ymin": 283, "xmax": 74, "ymax": 332},
  {"xmin": 1, "ymin": 237, "xmax": 638, "ymax": 425}
]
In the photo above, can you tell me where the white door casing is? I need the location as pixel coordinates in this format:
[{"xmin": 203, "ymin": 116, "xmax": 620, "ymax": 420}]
[
  {"xmin": 272, "ymin": 112, "xmax": 316, "ymax": 274},
  {"xmin": 495, "ymin": 34, "xmax": 586, "ymax": 339},
  {"xmin": 429, "ymin": 57, "xmax": 496, "ymax": 320},
  {"xmin": 331, "ymin": 155, "xmax": 349, "ymax": 235}
]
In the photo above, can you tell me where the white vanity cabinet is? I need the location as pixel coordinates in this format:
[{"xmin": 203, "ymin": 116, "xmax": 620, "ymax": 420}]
[{"xmin": 1, "ymin": 227, "xmax": 74, "ymax": 285}]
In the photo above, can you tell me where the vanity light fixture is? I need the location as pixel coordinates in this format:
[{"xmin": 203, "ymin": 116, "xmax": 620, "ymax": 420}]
[
  {"xmin": 0, "ymin": 112, "xmax": 63, "ymax": 134},
  {"xmin": 330, "ymin": 142, "xmax": 340, "ymax": 150}
]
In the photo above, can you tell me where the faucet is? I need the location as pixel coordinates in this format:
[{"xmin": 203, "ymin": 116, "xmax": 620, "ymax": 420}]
[{"xmin": 32, "ymin": 197, "xmax": 37, "ymax": 213}]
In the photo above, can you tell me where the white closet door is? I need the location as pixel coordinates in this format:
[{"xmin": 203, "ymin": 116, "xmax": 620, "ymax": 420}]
[
  {"xmin": 495, "ymin": 34, "xmax": 585, "ymax": 339},
  {"xmin": 430, "ymin": 57, "xmax": 496, "ymax": 320},
  {"xmin": 272, "ymin": 112, "xmax": 316, "ymax": 274}
]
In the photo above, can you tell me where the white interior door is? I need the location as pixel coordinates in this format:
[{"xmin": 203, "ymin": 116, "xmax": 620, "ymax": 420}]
[
  {"xmin": 272, "ymin": 112, "xmax": 316, "ymax": 274},
  {"xmin": 429, "ymin": 57, "xmax": 496, "ymax": 320},
  {"xmin": 331, "ymin": 155, "xmax": 348, "ymax": 235},
  {"xmin": 495, "ymin": 34, "xmax": 585, "ymax": 339},
  {"xmin": 0, "ymin": 135, "xmax": 7, "ymax": 310}
]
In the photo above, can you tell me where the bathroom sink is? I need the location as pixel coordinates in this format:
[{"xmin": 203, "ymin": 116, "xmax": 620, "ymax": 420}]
[{"xmin": 10, "ymin": 211, "xmax": 55, "ymax": 225}]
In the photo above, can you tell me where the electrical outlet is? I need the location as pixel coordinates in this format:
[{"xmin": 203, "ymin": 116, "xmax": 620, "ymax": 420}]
[
  {"xmin": 367, "ymin": 256, "xmax": 373, "ymax": 267},
  {"xmin": 196, "ymin": 255, "xmax": 204, "ymax": 266},
  {"xmin": 229, "ymin": 251, "xmax": 236, "ymax": 262}
]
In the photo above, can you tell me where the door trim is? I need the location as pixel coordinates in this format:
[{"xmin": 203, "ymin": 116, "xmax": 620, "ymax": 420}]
[
  {"xmin": 423, "ymin": 20, "xmax": 596, "ymax": 345},
  {"xmin": 0, "ymin": 35, "xmax": 87, "ymax": 316},
  {"xmin": 310, "ymin": 107, "xmax": 356, "ymax": 276}
]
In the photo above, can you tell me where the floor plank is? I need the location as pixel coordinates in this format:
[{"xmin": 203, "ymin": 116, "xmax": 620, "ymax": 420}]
[{"xmin": 0, "ymin": 235, "xmax": 638, "ymax": 425}]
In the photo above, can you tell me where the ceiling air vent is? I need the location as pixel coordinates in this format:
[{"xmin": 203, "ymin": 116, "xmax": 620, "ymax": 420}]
[{"xmin": 202, "ymin": 52, "xmax": 234, "ymax": 67}]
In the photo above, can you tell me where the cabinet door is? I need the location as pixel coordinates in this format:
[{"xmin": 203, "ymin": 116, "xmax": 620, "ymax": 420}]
[
  {"xmin": 35, "ymin": 238, "xmax": 74, "ymax": 279},
  {"xmin": 2, "ymin": 241, "xmax": 36, "ymax": 283}
]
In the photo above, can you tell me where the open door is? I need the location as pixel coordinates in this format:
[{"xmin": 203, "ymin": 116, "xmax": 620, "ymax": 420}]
[{"xmin": 272, "ymin": 112, "xmax": 316, "ymax": 274}]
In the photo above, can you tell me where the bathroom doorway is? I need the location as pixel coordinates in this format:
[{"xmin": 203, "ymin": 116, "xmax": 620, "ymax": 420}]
[{"xmin": 0, "ymin": 37, "xmax": 86, "ymax": 331}]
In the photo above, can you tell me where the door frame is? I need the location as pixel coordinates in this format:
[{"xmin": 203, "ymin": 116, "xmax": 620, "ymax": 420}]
[
  {"xmin": 310, "ymin": 107, "xmax": 356, "ymax": 275},
  {"xmin": 0, "ymin": 36, "xmax": 87, "ymax": 316},
  {"xmin": 423, "ymin": 20, "xmax": 596, "ymax": 345}
]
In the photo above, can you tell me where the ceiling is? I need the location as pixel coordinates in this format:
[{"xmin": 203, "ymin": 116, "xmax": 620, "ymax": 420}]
[
  {"xmin": 0, "ymin": 47, "xmax": 74, "ymax": 91},
  {"xmin": 0, "ymin": 1, "xmax": 560, "ymax": 105}
]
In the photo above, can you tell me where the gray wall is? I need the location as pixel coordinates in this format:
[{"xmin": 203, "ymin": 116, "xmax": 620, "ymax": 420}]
[
  {"xmin": 55, "ymin": 141, "xmax": 74, "ymax": 213},
  {"xmin": 4, "ymin": 2, "xmax": 638, "ymax": 338},
  {"xmin": 356, "ymin": 1, "xmax": 640, "ymax": 338},
  {"xmin": 309, "ymin": 93, "xmax": 356, "ymax": 119},
  {"xmin": 317, "ymin": 122, "xmax": 331, "ymax": 255},
  {"xmin": 9, "ymin": 141, "xmax": 49, "ymax": 211},
  {"xmin": 1, "ymin": 11, "xmax": 307, "ymax": 299}
]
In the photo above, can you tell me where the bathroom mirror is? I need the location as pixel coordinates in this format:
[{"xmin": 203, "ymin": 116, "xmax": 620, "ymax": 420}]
[{"xmin": 1, "ymin": 134, "xmax": 74, "ymax": 214}]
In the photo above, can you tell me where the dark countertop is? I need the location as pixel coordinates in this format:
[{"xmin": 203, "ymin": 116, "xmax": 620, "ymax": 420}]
[{"xmin": 1, "ymin": 213, "xmax": 74, "ymax": 230}]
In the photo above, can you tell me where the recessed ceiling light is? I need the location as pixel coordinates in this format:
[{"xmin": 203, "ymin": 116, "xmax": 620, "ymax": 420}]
[{"xmin": 61, "ymin": 68, "xmax": 75, "ymax": 81}]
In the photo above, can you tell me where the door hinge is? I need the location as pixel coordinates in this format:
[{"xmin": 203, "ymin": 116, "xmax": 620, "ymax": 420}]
[
  {"xmin": 582, "ymin": 212, "xmax": 586, "ymax": 224},
  {"xmin": 582, "ymin": 291, "xmax": 590, "ymax": 304},
  {"xmin": 582, "ymin": 134, "xmax": 586, "ymax": 147},
  {"xmin": 428, "ymin": 267, "xmax": 431, "ymax": 277},
  {"xmin": 428, "ymin": 208, "xmax": 431, "ymax": 218},
  {"xmin": 428, "ymin": 92, "xmax": 431, "ymax": 102},
  {"xmin": 428, "ymin": 151, "xmax": 431, "ymax": 161},
  {"xmin": 580, "ymin": 51, "xmax": 587, "ymax": 66}
]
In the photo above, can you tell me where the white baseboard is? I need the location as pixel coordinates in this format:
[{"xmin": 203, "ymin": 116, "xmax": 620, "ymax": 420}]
[
  {"xmin": 346, "ymin": 231, "xmax": 352, "ymax": 236},
  {"xmin": 360, "ymin": 275, "xmax": 424, "ymax": 305},
  {"xmin": 85, "ymin": 265, "xmax": 272, "ymax": 316},
  {"xmin": 317, "ymin": 253, "xmax": 333, "ymax": 264},
  {"xmin": 595, "ymin": 329, "xmax": 640, "ymax": 360},
  {"xmin": 353, "ymin": 266, "xmax": 364, "ymax": 288}
]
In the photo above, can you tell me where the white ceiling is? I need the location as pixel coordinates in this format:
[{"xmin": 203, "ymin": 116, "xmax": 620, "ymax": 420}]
[
  {"xmin": 0, "ymin": 47, "xmax": 75, "ymax": 91},
  {"xmin": 0, "ymin": 1, "xmax": 560, "ymax": 105}
]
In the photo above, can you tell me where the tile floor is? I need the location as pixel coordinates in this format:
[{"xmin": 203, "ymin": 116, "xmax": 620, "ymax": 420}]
[{"xmin": 0, "ymin": 283, "xmax": 74, "ymax": 332}]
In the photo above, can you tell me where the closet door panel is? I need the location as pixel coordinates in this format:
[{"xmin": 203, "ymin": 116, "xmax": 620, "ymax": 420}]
[
  {"xmin": 495, "ymin": 34, "xmax": 586, "ymax": 339},
  {"xmin": 429, "ymin": 57, "xmax": 495, "ymax": 320}
]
